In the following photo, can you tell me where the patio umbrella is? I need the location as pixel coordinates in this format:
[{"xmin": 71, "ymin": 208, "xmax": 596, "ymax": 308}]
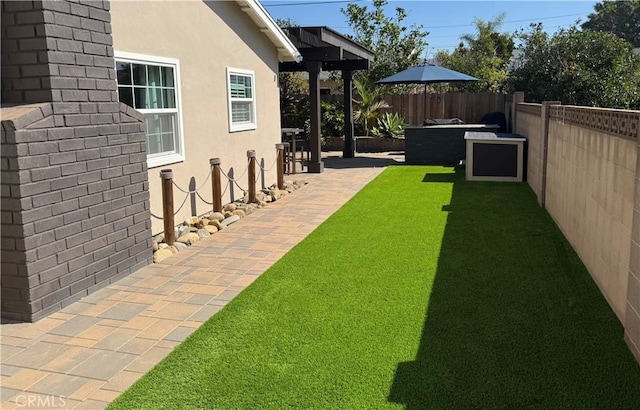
[{"xmin": 376, "ymin": 64, "xmax": 479, "ymax": 121}]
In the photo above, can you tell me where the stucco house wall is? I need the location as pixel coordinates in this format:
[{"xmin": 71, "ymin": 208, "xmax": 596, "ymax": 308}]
[{"xmin": 110, "ymin": 0, "xmax": 289, "ymax": 234}]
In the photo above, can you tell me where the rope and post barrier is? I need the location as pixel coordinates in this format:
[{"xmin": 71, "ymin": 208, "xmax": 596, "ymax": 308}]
[
  {"xmin": 156, "ymin": 146, "xmax": 284, "ymax": 238},
  {"xmin": 160, "ymin": 169, "xmax": 176, "ymax": 245},
  {"xmin": 276, "ymin": 143, "xmax": 285, "ymax": 190},
  {"xmin": 210, "ymin": 158, "xmax": 222, "ymax": 213},
  {"xmin": 247, "ymin": 150, "xmax": 257, "ymax": 204}
]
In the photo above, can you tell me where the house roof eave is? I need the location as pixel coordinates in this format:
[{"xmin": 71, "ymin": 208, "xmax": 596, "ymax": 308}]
[{"xmin": 234, "ymin": 0, "xmax": 302, "ymax": 63}]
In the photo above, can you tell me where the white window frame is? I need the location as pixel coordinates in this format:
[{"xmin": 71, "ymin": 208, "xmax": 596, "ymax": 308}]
[
  {"xmin": 114, "ymin": 51, "xmax": 185, "ymax": 169},
  {"xmin": 226, "ymin": 67, "xmax": 257, "ymax": 132}
]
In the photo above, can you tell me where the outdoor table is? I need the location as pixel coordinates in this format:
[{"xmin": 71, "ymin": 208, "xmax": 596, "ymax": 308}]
[{"xmin": 281, "ymin": 128, "xmax": 304, "ymax": 174}]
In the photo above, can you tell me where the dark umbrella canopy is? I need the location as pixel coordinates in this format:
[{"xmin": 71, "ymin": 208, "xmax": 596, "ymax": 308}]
[
  {"xmin": 376, "ymin": 64, "xmax": 479, "ymax": 85},
  {"xmin": 376, "ymin": 64, "xmax": 478, "ymax": 121}
]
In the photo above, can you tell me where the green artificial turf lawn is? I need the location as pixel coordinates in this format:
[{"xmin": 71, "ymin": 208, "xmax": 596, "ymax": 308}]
[{"xmin": 109, "ymin": 166, "xmax": 640, "ymax": 409}]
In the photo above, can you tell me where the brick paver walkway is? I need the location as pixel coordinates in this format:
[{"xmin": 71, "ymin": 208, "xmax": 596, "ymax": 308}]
[{"xmin": 0, "ymin": 153, "xmax": 402, "ymax": 409}]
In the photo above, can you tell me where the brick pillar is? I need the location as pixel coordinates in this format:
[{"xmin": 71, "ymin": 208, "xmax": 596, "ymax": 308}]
[
  {"xmin": 1, "ymin": 1, "xmax": 152, "ymax": 322},
  {"xmin": 625, "ymin": 133, "xmax": 640, "ymax": 364}
]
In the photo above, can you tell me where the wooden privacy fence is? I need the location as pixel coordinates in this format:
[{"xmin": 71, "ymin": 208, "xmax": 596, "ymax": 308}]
[
  {"xmin": 157, "ymin": 145, "xmax": 287, "ymax": 245},
  {"xmin": 382, "ymin": 92, "xmax": 506, "ymax": 124},
  {"xmin": 322, "ymin": 92, "xmax": 507, "ymax": 125}
]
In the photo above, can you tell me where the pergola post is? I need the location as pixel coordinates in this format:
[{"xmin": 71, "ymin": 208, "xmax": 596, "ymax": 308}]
[
  {"xmin": 307, "ymin": 61, "xmax": 324, "ymax": 173},
  {"xmin": 342, "ymin": 69, "xmax": 355, "ymax": 158},
  {"xmin": 278, "ymin": 27, "xmax": 374, "ymax": 170}
]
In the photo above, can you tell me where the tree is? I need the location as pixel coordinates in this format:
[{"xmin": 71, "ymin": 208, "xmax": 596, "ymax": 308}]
[
  {"xmin": 435, "ymin": 15, "xmax": 514, "ymax": 92},
  {"xmin": 342, "ymin": 0, "xmax": 428, "ymax": 83},
  {"xmin": 276, "ymin": 18, "xmax": 309, "ymax": 129},
  {"xmin": 507, "ymin": 24, "xmax": 640, "ymax": 109},
  {"xmin": 279, "ymin": 71, "xmax": 309, "ymax": 128},
  {"xmin": 581, "ymin": 0, "xmax": 640, "ymax": 47},
  {"xmin": 353, "ymin": 78, "xmax": 389, "ymax": 136}
]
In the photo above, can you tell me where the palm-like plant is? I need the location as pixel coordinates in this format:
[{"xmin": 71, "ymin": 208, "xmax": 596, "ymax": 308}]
[
  {"xmin": 353, "ymin": 78, "xmax": 389, "ymax": 136},
  {"xmin": 371, "ymin": 112, "xmax": 405, "ymax": 138}
]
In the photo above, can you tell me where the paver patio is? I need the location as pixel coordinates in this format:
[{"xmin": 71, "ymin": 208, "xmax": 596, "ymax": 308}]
[{"xmin": 0, "ymin": 153, "xmax": 402, "ymax": 409}]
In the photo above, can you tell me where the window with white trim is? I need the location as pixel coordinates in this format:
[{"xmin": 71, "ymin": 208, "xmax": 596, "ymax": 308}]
[
  {"xmin": 227, "ymin": 68, "xmax": 256, "ymax": 132},
  {"xmin": 115, "ymin": 52, "xmax": 184, "ymax": 168}
]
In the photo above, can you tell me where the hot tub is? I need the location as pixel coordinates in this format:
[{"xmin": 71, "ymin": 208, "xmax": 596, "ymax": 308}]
[{"xmin": 404, "ymin": 123, "xmax": 500, "ymax": 165}]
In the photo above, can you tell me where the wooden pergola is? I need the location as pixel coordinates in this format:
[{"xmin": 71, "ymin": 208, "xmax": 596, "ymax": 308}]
[{"xmin": 279, "ymin": 26, "xmax": 374, "ymax": 173}]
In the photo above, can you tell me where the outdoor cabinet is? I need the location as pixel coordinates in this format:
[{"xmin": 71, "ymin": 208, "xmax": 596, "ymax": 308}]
[{"xmin": 464, "ymin": 132, "xmax": 526, "ymax": 182}]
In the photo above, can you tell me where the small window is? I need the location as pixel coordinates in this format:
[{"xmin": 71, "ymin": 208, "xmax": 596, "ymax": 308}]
[
  {"xmin": 115, "ymin": 52, "xmax": 184, "ymax": 168},
  {"xmin": 227, "ymin": 68, "xmax": 256, "ymax": 132}
]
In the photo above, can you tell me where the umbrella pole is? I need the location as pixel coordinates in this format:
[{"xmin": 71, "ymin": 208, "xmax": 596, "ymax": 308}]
[{"xmin": 423, "ymin": 84, "xmax": 427, "ymax": 122}]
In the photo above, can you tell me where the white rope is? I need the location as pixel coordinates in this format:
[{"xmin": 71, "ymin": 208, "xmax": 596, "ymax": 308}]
[
  {"xmin": 170, "ymin": 167, "xmax": 213, "ymax": 195},
  {"xmin": 220, "ymin": 168, "xmax": 247, "ymax": 192},
  {"xmin": 173, "ymin": 192, "xmax": 190, "ymax": 215},
  {"xmin": 172, "ymin": 181, "xmax": 190, "ymax": 194},
  {"xmin": 196, "ymin": 192, "xmax": 212, "ymax": 206},
  {"xmin": 257, "ymin": 149, "xmax": 279, "ymax": 172}
]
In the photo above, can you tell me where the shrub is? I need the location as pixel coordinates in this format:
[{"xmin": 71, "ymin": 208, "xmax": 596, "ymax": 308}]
[
  {"xmin": 321, "ymin": 101, "xmax": 344, "ymax": 137},
  {"xmin": 371, "ymin": 112, "xmax": 405, "ymax": 138}
]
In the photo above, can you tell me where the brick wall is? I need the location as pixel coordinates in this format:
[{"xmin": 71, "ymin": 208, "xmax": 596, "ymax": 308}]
[
  {"xmin": 1, "ymin": 0, "xmax": 116, "ymax": 105},
  {"xmin": 1, "ymin": 0, "xmax": 152, "ymax": 322}
]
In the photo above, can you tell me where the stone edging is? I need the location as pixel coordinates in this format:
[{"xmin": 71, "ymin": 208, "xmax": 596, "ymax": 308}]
[{"xmin": 151, "ymin": 180, "xmax": 308, "ymax": 263}]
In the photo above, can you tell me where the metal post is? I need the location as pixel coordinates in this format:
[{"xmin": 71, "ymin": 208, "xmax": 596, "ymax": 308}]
[
  {"xmin": 247, "ymin": 150, "xmax": 256, "ymax": 203},
  {"xmin": 276, "ymin": 143, "xmax": 285, "ymax": 190},
  {"xmin": 160, "ymin": 169, "xmax": 175, "ymax": 245},
  {"xmin": 210, "ymin": 158, "xmax": 222, "ymax": 213}
]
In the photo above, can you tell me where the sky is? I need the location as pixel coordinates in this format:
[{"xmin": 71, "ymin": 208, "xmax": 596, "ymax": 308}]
[{"xmin": 261, "ymin": 0, "xmax": 599, "ymax": 58}]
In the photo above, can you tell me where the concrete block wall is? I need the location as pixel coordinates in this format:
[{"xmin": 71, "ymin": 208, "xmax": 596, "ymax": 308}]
[
  {"xmin": 1, "ymin": 0, "xmax": 152, "ymax": 322},
  {"xmin": 625, "ymin": 136, "xmax": 640, "ymax": 363},
  {"xmin": 514, "ymin": 103, "xmax": 542, "ymax": 198},
  {"xmin": 544, "ymin": 106, "xmax": 637, "ymax": 322},
  {"xmin": 516, "ymin": 99, "xmax": 640, "ymax": 363}
]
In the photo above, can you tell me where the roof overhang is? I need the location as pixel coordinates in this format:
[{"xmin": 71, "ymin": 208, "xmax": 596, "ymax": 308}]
[
  {"xmin": 279, "ymin": 26, "xmax": 374, "ymax": 72},
  {"xmin": 234, "ymin": 0, "xmax": 302, "ymax": 63}
]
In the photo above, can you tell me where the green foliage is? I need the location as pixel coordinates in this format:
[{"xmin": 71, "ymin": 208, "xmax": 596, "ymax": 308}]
[
  {"xmin": 353, "ymin": 78, "xmax": 389, "ymax": 136},
  {"xmin": 508, "ymin": 24, "xmax": 640, "ymax": 109},
  {"xmin": 435, "ymin": 15, "xmax": 514, "ymax": 92},
  {"xmin": 301, "ymin": 101, "xmax": 345, "ymax": 143},
  {"xmin": 371, "ymin": 112, "xmax": 405, "ymax": 138},
  {"xmin": 279, "ymin": 72, "xmax": 309, "ymax": 129},
  {"xmin": 581, "ymin": 0, "xmax": 640, "ymax": 47},
  {"xmin": 342, "ymin": 0, "xmax": 428, "ymax": 83},
  {"xmin": 276, "ymin": 18, "xmax": 309, "ymax": 129},
  {"xmin": 321, "ymin": 101, "xmax": 344, "ymax": 137}
]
